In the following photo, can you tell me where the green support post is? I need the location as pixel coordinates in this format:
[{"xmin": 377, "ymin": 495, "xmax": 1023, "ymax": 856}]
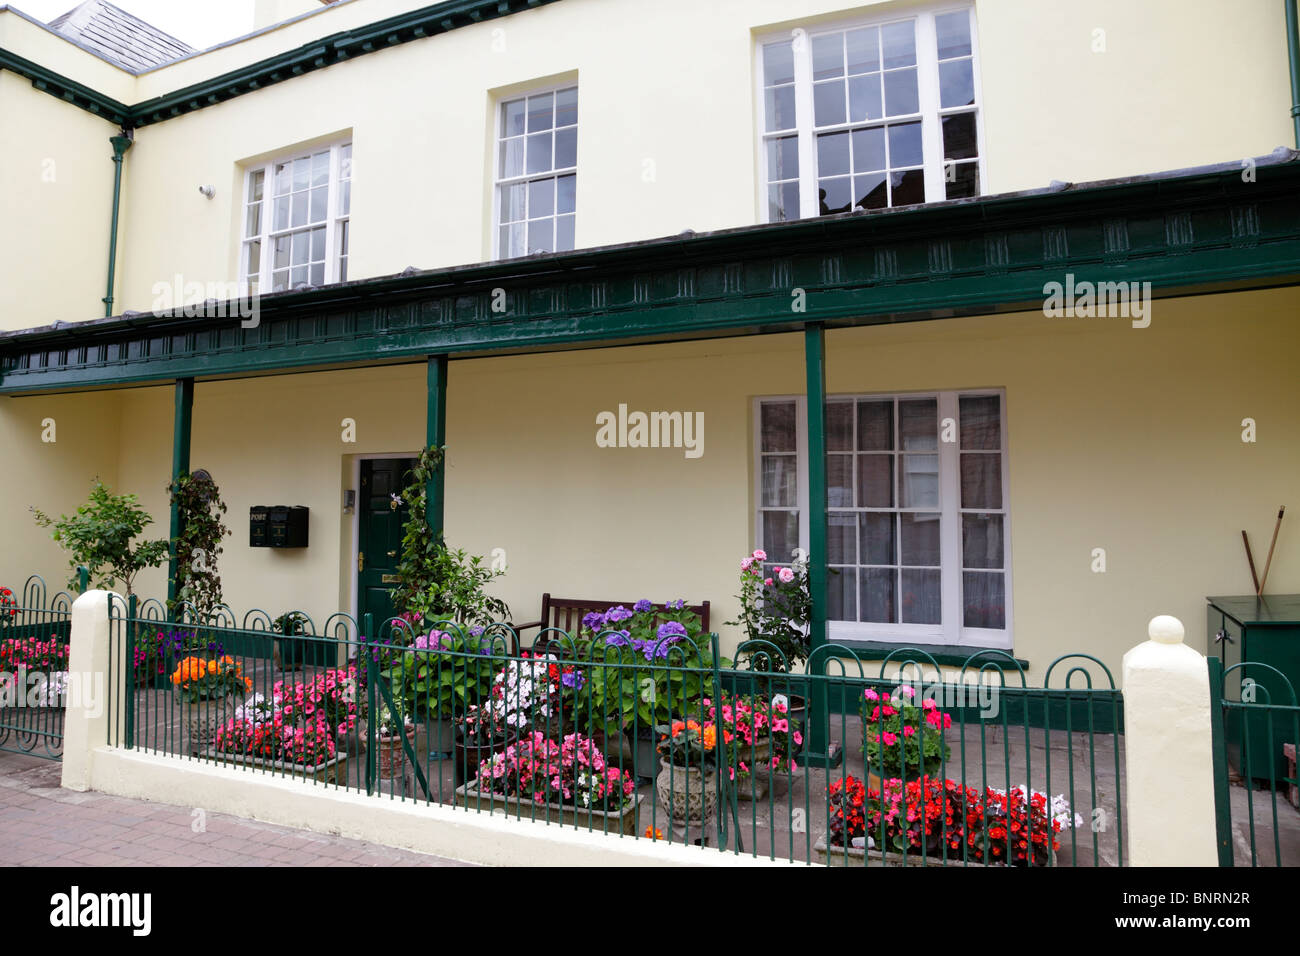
[
  {"xmin": 167, "ymin": 378, "xmax": 194, "ymax": 609},
  {"xmin": 802, "ymin": 324, "xmax": 842, "ymax": 768},
  {"xmin": 426, "ymin": 355, "xmax": 448, "ymax": 540}
]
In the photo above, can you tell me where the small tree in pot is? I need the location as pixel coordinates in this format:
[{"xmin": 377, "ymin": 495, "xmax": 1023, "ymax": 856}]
[{"xmin": 32, "ymin": 479, "xmax": 170, "ymax": 598}]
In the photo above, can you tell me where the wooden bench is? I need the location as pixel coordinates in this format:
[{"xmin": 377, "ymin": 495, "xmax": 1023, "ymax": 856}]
[{"xmin": 511, "ymin": 593, "xmax": 711, "ymax": 653}]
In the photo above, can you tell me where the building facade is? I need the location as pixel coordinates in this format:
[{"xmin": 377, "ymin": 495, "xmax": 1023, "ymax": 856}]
[{"xmin": 1, "ymin": 0, "xmax": 1298, "ymax": 684}]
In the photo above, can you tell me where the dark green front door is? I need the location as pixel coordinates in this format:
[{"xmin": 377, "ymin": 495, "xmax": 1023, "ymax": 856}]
[{"xmin": 358, "ymin": 458, "xmax": 416, "ymax": 639}]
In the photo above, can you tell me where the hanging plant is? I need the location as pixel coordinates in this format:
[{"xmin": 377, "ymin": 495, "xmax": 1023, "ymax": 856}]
[{"xmin": 167, "ymin": 470, "xmax": 231, "ymax": 621}]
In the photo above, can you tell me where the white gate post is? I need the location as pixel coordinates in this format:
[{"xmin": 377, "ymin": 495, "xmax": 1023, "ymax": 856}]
[
  {"xmin": 1121, "ymin": 615, "xmax": 1217, "ymax": 866},
  {"xmin": 61, "ymin": 589, "xmax": 124, "ymax": 792}
]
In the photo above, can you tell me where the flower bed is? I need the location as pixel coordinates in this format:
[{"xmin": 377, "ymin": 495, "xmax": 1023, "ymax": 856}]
[
  {"xmin": 823, "ymin": 775, "xmax": 1064, "ymax": 867},
  {"xmin": 464, "ymin": 730, "xmax": 641, "ymax": 833}
]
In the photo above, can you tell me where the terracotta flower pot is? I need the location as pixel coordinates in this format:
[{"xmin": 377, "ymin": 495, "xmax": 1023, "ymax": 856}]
[{"xmin": 377, "ymin": 727, "xmax": 415, "ymax": 778}]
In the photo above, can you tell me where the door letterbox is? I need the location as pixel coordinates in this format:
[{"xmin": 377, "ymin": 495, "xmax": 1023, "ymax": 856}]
[{"xmin": 268, "ymin": 505, "xmax": 309, "ymax": 548}]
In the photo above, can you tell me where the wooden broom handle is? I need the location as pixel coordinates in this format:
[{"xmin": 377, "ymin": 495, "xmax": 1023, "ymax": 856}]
[{"xmin": 1257, "ymin": 506, "xmax": 1286, "ymax": 597}]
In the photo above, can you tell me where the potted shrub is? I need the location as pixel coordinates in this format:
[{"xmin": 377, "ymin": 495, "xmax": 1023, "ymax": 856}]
[
  {"xmin": 728, "ymin": 550, "xmax": 812, "ymax": 725},
  {"xmin": 707, "ymin": 691, "xmax": 802, "ymax": 800},
  {"xmin": 860, "ymin": 685, "xmax": 952, "ymax": 789},
  {"xmin": 578, "ymin": 600, "xmax": 729, "ymax": 779},
  {"xmin": 654, "ymin": 718, "xmax": 731, "ymax": 835},
  {"xmin": 457, "ymin": 730, "xmax": 641, "ymax": 834},
  {"xmin": 172, "ymin": 655, "xmax": 252, "ymax": 753}
]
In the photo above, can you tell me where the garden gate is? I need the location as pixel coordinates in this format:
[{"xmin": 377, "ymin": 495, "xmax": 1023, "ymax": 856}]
[
  {"xmin": 0, "ymin": 576, "xmax": 74, "ymax": 760},
  {"xmin": 1209, "ymin": 655, "xmax": 1300, "ymax": 866}
]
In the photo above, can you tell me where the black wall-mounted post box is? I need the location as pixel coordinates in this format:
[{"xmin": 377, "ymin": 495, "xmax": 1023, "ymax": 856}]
[
  {"xmin": 268, "ymin": 505, "xmax": 309, "ymax": 548},
  {"xmin": 249, "ymin": 507, "xmax": 269, "ymax": 547}
]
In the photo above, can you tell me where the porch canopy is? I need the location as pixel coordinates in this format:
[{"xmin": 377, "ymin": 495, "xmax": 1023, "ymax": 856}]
[{"xmin": 6, "ymin": 151, "xmax": 1300, "ymax": 763}]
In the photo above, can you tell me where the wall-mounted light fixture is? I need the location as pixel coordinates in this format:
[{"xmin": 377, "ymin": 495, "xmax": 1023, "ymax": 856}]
[
  {"xmin": 343, "ymin": 489, "xmax": 356, "ymax": 513},
  {"xmin": 198, "ymin": 185, "xmax": 216, "ymax": 199}
]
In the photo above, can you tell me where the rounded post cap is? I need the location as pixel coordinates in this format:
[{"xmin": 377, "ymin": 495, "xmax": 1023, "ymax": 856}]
[{"xmin": 1148, "ymin": 614, "xmax": 1185, "ymax": 644}]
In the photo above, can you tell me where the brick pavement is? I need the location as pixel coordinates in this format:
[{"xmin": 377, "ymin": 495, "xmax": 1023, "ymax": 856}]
[{"xmin": 0, "ymin": 750, "xmax": 471, "ymax": 867}]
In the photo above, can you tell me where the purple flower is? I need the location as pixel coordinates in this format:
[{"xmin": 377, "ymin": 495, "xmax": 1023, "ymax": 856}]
[
  {"xmin": 657, "ymin": 621, "xmax": 687, "ymax": 640},
  {"xmin": 581, "ymin": 611, "xmax": 606, "ymax": 633},
  {"xmin": 666, "ymin": 599, "xmax": 686, "ymax": 610},
  {"xmin": 633, "ymin": 599, "xmax": 654, "ymax": 613},
  {"xmin": 414, "ymin": 630, "xmax": 451, "ymax": 651},
  {"xmin": 603, "ymin": 605, "xmax": 633, "ymax": 625},
  {"xmin": 469, "ymin": 625, "xmax": 486, "ymax": 637},
  {"xmin": 561, "ymin": 670, "xmax": 585, "ymax": 690},
  {"xmin": 603, "ymin": 631, "xmax": 631, "ymax": 648}
]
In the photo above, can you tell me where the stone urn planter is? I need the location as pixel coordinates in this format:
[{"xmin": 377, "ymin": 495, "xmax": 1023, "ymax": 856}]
[
  {"xmin": 184, "ymin": 696, "xmax": 234, "ymax": 754},
  {"xmin": 655, "ymin": 759, "xmax": 717, "ymax": 840},
  {"xmin": 455, "ymin": 781, "xmax": 643, "ymax": 835},
  {"xmin": 377, "ymin": 727, "xmax": 416, "ymax": 779}
]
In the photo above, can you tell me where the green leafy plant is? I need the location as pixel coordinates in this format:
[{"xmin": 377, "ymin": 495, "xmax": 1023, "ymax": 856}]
[
  {"xmin": 727, "ymin": 549, "xmax": 812, "ymax": 670},
  {"xmin": 391, "ymin": 445, "xmax": 509, "ymax": 628},
  {"xmin": 577, "ymin": 601, "xmax": 729, "ymax": 732},
  {"xmin": 32, "ymin": 479, "xmax": 170, "ymax": 597},
  {"xmin": 166, "ymin": 471, "xmax": 231, "ymax": 621},
  {"xmin": 380, "ymin": 627, "xmax": 500, "ymax": 719},
  {"xmin": 860, "ymin": 684, "xmax": 953, "ymax": 781}
]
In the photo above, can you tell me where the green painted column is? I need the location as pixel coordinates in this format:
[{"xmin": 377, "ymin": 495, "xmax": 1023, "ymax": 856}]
[
  {"xmin": 426, "ymin": 355, "xmax": 448, "ymax": 540},
  {"xmin": 167, "ymin": 378, "xmax": 194, "ymax": 607},
  {"xmin": 803, "ymin": 324, "xmax": 841, "ymax": 767}
]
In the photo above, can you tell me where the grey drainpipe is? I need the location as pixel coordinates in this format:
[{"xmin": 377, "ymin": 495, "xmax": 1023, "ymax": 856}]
[
  {"xmin": 103, "ymin": 131, "xmax": 133, "ymax": 318},
  {"xmin": 1288, "ymin": 0, "xmax": 1300, "ymax": 147}
]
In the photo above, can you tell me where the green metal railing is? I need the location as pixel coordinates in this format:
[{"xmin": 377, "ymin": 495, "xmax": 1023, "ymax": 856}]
[
  {"xmin": 0, "ymin": 574, "xmax": 75, "ymax": 759},
  {"xmin": 1210, "ymin": 655, "xmax": 1300, "ymax": 866},
  {"xmin": 100, "ymin": 600, "xmax": 1125, "ymax": 865}
]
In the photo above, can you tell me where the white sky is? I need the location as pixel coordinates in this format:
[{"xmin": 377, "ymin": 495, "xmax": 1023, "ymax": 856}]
[{"xmin": 12, "ymin": 0, "xmax": 257, "ymax": 50}]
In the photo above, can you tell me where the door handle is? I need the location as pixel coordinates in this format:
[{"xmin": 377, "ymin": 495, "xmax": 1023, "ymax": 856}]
[
  {"xmin": 387, "ymin": 550, "xmax": 397, "ymax": 558},
  {"xmin": 358, "ymin": 551, "xmax": 364, "ymax": 573}
]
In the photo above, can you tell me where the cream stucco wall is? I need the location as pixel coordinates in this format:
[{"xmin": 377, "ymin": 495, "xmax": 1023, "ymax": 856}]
[
  {"xmin": 5, "ymin": 287, "xmax": 1293, "ymax": 685},
  {"xmin": 0, "ymin": 388, "xmax": 124, "ymax": 599},
  {"xmin": 0, "ymin": 71, "xmax": 122, "ymax": 327},
  {"xmin": 1, "ymin": 0, "xmax": 1294, "ymax": 329}
]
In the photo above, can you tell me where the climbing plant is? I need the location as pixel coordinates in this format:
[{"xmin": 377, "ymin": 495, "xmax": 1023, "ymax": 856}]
[
  {"xmin": 166, "ymin": 471, "xmax": 231, "ymax": 621},
  {"xmin": 391, "ymin": 445, "xmax": 509, "ymax": 628}
]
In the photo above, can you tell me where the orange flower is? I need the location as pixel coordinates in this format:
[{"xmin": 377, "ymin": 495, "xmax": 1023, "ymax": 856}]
[
  {"xmin": 644, "ymin": 826, "xmax": 663, "ymax": 840},
  {"xmin": 702, "ymin": 726, "xmax": 717, "ymax": 750},
  {"xmin": 207, "ymin": 660, "xmax": 218, "ymax": 675}
]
